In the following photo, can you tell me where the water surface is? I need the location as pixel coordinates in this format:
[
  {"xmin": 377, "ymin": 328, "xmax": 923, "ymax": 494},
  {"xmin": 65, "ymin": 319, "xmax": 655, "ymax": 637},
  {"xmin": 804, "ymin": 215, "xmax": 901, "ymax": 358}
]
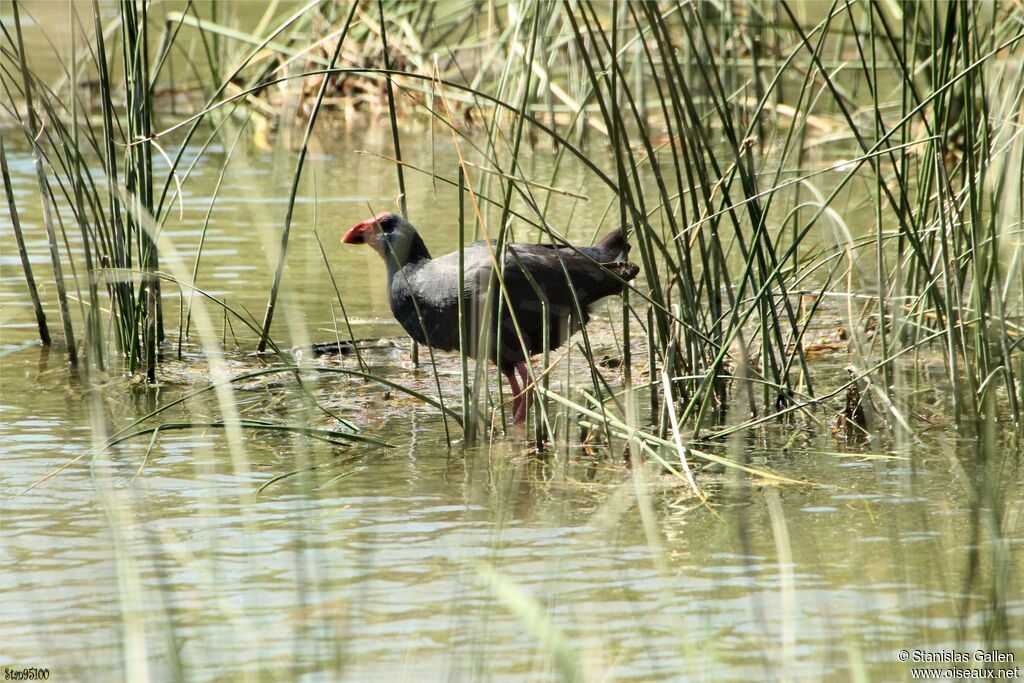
[{"xmin": 1, "ymin": 117, "xmax": 1021, "ymax": 682}]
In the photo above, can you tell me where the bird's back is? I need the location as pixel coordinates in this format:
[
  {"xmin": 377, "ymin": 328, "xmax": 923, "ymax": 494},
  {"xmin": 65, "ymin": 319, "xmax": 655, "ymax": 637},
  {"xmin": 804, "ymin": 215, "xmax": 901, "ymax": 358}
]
[{"xmin": 396, "ymin": 228, "xmax": 639, "ymax": 366}]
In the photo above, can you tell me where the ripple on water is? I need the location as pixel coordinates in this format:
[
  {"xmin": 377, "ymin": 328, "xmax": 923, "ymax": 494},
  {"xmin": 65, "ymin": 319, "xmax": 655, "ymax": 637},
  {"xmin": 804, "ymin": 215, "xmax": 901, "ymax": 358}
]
[{"xmin": 1, "ymin": 132, "xmax": 1022, "ymax": 683}]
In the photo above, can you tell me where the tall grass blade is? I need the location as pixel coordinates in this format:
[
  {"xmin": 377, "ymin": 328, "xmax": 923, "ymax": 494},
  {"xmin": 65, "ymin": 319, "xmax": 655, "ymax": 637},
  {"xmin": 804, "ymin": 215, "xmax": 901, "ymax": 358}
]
[
  {"xmin": 0, "ymin": 130, "xmax": 49, "ymax": 345},
  {"xmin": 11, "ymin": 0, "xmax": 76, "ymax": 362}
]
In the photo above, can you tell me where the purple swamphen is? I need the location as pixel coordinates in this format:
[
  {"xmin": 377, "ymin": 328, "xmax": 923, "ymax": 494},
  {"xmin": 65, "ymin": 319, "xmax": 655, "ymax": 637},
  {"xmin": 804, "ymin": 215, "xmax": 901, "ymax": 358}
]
[{"xmin": 342, "ymin": 212, "xmax": 639, "ymax": 423}]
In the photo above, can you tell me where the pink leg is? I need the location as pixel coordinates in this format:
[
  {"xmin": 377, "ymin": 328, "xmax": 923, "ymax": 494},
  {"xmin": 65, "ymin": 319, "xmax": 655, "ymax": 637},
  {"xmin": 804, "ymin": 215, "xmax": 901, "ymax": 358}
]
[
  {"xmin": 515, "ymin": 360, "xmax": 530, "ymax": 388},
  {"xmin": 503, "ymin": 368, "xmax": 525, "ymax": 425},
  {"xmin": 513, "ymin": 361, "xmax": 530, "ymax": 424}
]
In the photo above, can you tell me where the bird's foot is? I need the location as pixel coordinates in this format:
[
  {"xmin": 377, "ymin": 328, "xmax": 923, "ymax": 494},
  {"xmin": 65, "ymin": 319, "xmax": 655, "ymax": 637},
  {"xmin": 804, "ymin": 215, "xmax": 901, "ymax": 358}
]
[{"xmin": 511, "ymin": 395, "xmax": 527, "ymax": 424}]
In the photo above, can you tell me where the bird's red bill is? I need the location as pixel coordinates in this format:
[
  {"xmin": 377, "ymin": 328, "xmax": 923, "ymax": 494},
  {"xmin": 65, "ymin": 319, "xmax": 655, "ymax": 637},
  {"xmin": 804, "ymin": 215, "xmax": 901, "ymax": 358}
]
[
  {"xmin": 341, "ymin": 225, "xmax": 366, "ymax": 244},
  {"xmin": 342, "ymin": 213, "xmax": 390, "ymax": 244}
]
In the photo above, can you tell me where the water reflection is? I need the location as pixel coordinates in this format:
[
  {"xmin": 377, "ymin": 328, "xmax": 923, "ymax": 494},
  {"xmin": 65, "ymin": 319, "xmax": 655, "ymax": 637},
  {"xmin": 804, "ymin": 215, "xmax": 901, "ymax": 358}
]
[{"xmin": 1, "ymin": 128, "xmax": 1021, "ymax": 680}]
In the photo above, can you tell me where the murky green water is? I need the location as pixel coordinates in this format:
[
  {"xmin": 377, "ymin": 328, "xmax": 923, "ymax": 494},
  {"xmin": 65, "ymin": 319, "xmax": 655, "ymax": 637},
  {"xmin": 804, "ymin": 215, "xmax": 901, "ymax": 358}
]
[{"xmin": 2, "ymin": 97, "xmax": 1023, "ymax": 682}]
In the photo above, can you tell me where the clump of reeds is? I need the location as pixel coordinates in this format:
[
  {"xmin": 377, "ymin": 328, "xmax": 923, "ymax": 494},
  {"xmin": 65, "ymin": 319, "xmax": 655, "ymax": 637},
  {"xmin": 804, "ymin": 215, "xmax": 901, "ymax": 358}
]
[{"xmin": 4, "ymin": 0, "xmax": 1023, "ymax": 449}]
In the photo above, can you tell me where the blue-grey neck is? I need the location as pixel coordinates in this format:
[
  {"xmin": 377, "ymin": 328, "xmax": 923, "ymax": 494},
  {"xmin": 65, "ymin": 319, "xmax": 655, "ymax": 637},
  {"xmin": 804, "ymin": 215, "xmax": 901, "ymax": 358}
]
[{"xmin": 383, "ymin": 229, "xmax": 432, "ymax": 277}]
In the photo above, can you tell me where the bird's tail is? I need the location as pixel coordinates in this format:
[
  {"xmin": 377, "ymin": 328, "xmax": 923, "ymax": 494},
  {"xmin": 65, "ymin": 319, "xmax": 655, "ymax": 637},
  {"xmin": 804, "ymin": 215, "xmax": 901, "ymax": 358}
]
[{"xmin": 596, "ymin": 225, "xmax": 631, "ymax": 261}]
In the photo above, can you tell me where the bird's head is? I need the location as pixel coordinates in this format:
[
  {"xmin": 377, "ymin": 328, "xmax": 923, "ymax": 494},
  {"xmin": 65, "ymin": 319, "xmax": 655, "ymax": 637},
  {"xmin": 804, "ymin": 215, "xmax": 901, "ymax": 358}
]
[{"xmin": 341, "ymin": 212, "xmax": 430, "ymax": 266}]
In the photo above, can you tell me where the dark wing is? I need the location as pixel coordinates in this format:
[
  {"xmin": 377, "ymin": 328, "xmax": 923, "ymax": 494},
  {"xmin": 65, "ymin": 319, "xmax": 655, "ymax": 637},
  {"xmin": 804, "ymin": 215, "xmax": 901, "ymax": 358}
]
[
  {"xmin": 487, "ymin": 246, "xmax": 638, "ymax": 364},
  {"xmin": 503, "ymin": 246, "xmax": 637, "ymax": 314},
  {"xmin": 509, "ymin": 225, "xmax": 631, "ymax": 263}
]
